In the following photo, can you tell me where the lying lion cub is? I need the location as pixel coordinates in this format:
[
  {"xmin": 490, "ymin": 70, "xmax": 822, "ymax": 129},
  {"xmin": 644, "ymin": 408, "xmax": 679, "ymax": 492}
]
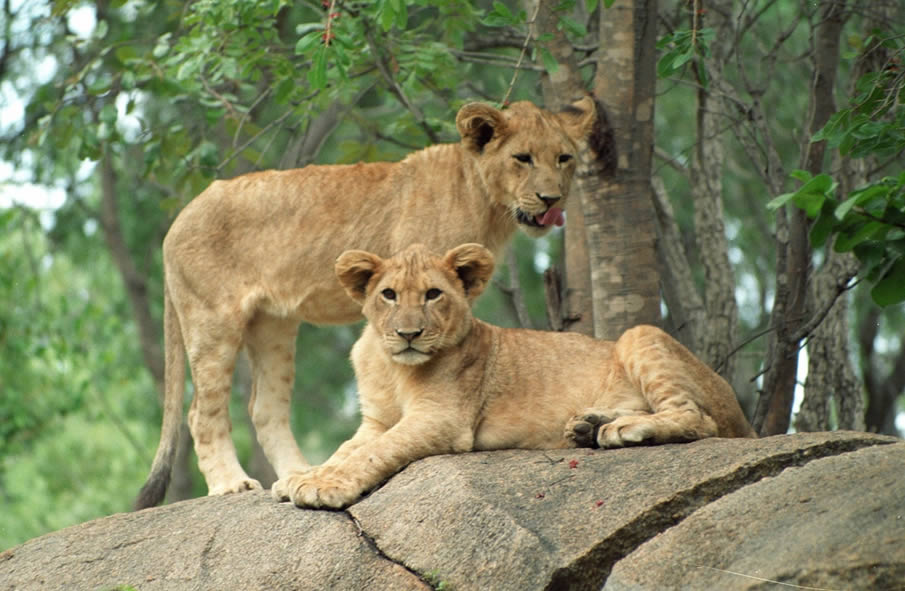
[{"xmin": 273, "ymin": 244, "xmax": 756, "ymax": 509}]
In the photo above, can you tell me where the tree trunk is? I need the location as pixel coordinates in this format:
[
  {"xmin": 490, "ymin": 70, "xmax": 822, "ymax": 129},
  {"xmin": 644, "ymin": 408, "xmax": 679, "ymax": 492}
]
[
  {"xmin": 651, "ymin": 176, "xmax": 704, "ymax": 348},
  {"xmin": 860, "ymin": 307, "xmax": 905, "ymax": 436},
  {"xmin": 688, "ymin": 0, "xmax": 738, "ymax": 382},
  {"xmin": 582, "ymin": 0, "xmax": 660, "ymax": 340},
  {"xmin": 796, "ymin": 248, "xmax": 861, "ymax": 432},
  {"xmin": 756, "ymin": 1, "xmax": 847, "ymax": 435}
]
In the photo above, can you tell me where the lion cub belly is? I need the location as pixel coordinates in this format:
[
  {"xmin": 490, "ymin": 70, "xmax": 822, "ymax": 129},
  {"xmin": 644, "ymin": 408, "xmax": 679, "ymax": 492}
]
[{"xmin": 473, "ymin": 411, "xmax": 577, "ymax": 450}]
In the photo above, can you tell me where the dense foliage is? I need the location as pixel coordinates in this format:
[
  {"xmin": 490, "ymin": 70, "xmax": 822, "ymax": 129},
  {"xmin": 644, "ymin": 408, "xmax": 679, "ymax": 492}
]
[{"xmin": 769, "ymin": 37, "xmax": 905, "ymax": 306}]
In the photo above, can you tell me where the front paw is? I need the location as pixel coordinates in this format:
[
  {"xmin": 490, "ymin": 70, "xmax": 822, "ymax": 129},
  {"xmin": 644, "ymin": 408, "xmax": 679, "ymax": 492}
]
[
  {"xmin": 271, "ymin": 467, "xmax": 363, "ymax": 510},
  {"xmin": 565, "ymin": 412, "xmax": 613, "ymax": 448}
]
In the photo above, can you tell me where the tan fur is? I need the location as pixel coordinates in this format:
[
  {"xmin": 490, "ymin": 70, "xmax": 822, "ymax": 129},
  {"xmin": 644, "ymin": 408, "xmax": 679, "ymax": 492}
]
[
  {"xmin": 273, "ymin": 244, "xmax": 757, "ymax": 509},
  {"xmin": 135, "ymin": 99, "xmax": 599, "ymax": 509}
]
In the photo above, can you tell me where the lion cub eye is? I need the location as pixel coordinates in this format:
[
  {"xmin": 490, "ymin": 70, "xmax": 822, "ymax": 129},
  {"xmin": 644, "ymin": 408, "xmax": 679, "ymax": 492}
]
[
  {"xmin": 513, "ymin": 153, "xmax": 533, "ymax": 164},
  {"xmin": 558, "ymin": 154, "xmax": 573, "ymax": 164},
  {"xmin": 381, "ymin": 288, "xmax": 397, "ymax": 301},
  {"xmin": 425, "ymin": 288, "xmax": 442, "ymax": 301}
]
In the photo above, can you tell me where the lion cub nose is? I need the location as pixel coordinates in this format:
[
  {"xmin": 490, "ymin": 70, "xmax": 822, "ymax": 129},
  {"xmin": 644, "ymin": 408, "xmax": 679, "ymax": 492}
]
[
  {"xmin": 395, "ymin": 328, "xmax": 424, "ymax": 342},
  {"xmin": 538, "ymin": 194, "xmax": 561, "ymax": 207}
]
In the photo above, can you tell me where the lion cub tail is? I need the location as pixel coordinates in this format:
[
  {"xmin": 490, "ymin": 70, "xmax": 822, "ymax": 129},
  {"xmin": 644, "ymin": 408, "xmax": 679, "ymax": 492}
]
[{"xmin": 133, "ymin": 281, "xmax": 185, "ymax": 510}]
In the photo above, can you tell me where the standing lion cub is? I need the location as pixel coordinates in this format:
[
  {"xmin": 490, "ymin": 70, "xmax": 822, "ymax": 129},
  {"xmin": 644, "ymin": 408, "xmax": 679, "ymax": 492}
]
[
  {"xmin": 135, "ymin": 98, "xmax": 600, "ymax": 509},
  {"xmin": 273, "ymin": 243, "xmax": 756, "ymax": 509}
]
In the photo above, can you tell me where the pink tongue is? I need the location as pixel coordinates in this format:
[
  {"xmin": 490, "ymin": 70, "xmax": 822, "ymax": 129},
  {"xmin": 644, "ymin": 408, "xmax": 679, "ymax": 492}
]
[{"xmin": 536, "ymin": 207, "xmax": 565, "ymax": 227}]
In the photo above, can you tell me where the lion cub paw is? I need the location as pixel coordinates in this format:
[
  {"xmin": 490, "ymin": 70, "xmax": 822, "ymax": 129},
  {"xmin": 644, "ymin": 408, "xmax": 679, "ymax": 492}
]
[
  {"xmin": 207, "ymin": 477, "xmax": 263, "ymax": 496},
  {"xmin": 272, "ymin": 466, "xmax": 363, "ymax": 510},
  {"xmin": 597, "ymin": 416, "xmax": 658, "ymax": 448},
  {"xmin": 565, "ymin": 412, "xmax": 614, "ymax": 448}
]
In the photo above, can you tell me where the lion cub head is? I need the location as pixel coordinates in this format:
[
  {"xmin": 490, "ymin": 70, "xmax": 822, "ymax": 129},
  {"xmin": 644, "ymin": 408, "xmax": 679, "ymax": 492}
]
[
  {"xmin": 336, "ymin": 244, "xmax": 495, "ymax": 365},
  {"xmin": 456, "ymin": 97, "xmax": 599, "ymax": 238}
]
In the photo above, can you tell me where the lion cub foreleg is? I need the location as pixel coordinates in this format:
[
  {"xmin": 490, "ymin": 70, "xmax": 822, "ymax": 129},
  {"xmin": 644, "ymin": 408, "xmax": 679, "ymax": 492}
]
[
  {"xmin": 568, "ymin": 325, "xmax": 721, "ymax": 448},
  {"xmin": 273, "ymin": 401, "xmax": 473, "ymax": 509}
]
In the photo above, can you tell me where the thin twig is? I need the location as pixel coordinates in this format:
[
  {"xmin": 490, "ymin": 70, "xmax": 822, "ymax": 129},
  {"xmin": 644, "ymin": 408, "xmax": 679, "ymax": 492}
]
[
  {"xmin": 500, "ymin": 1, "xmax": 542, "ymax": 106},
  {"xmin": 216, "ymin": 109, "xmax": 296, "ymax": 173},
  {"xmin": 694, "ymin": 565, "xmax": 842, "ymax": 591},
  {"xmin": 364, "ymin": 25, "xmax": 439, "ymax": 143},
  {"xmin": 232, "ymin": 87, "xmax": 272, "ymax": 150}
]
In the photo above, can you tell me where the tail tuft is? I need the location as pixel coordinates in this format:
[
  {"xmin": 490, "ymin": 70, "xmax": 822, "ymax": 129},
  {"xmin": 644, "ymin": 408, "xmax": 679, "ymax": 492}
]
[{"xmin": 133, "ymin": 466, "xmax": 171, "ymax": 510}]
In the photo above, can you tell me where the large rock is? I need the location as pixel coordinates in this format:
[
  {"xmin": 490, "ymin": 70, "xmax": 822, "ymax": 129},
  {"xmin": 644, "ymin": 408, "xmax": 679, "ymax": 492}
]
[{"xmin": 1, "ymin": 432, "xmax": 902, "ymax": 591}]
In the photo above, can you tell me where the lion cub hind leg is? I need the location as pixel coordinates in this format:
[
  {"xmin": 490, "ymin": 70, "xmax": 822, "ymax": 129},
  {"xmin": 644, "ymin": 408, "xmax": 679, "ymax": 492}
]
[
  {"xmin": 184, "ymin": 315, "xmax": 262, "ymax": 496},
  {"xmin": 581, "ymin": 325, "xmax": 724, "ymax": 448},
  {"xmin": 245, "ymin": 313, "xmax": 310, "ymax": 479}
]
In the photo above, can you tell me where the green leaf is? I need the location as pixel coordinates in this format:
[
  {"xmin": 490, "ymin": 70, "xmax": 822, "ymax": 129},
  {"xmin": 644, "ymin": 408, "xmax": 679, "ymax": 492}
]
[
  {"xmin": 870, "ymin": 256, "xmax": 905, "ymax": 306},
  {"xmin": 852, "ymin": 241, "xmax": 886, "ymax": 275},
  {"xmin": 586, "ymin": 0, "xmax": 599, "ymax": 12},
  {"xmin": 809, "ymin": 202, "xmax": 837, "ymax": 248},
  {"xmin": 539, "ymin": 47, "xmax": 559, "ymax": 74},
  {"xmin": 294, "ymin": 31, "xmax": 322, "ymax": 55},
  {"xmin": 379, "ymin": 0, "xmax": 396, "ymax": 31},
  {"xmin": 492, "ymin": 1, "xmax": 513, "ymax": 20},
  {"xmin": 671, "ymin": 46, "xmax": 695, "ymax": 70},
  {"xmin": 834, "ymin": 221, "xmax": 883, "ymax": 253},
  {"xmin": 557, "ymin": 16, "xmax": 587, "ymax": 37},
  {"xmin": 481, "ymin": 1, "xmax": 517, "ymax": 27},
  {"xmin": 835, "ymin": 183, "xmax": 891, "ymax": 220},
  {"xmin": 308, "ymin": 46, "xmax": 328, "ymax": 89},
  {"xmin": 767, "ymin": 192, "xmax": 796, "ymax": 211},
  {"xmin": 798, "ymin": 173, "xmax": 833, "ymax": 195},
  {"xmin": 392, "ymin": 0, "xmax": 408, "ymax": 29},
  {"xmin": 95, "ymin": 19, "xmax": 109, "ymax": 40},
  {"xmin": 99, "ymin": 103, "xmax": 117, "ymax": 125},
  {"xmin": 152, "ymin": 34, "xmax": 171, "ymax": 59},
  {"xmin": 789, "ymin": 169, "xmax": 812, "ymax": 183},
  {"xmin": 793, "ymin": 190, "xmax": 827, "ymax": 218}
]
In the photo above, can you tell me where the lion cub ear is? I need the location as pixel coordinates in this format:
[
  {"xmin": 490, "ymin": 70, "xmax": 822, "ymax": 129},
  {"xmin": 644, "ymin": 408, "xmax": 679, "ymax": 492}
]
[
  {"xmin": 335, "ymin": 250, "xmax": 383, "ymax": 305},
  {"xmin": 456, "ymin": 103, "xmax": 508, "ymax": 154},
  {"xmin": 444, "ymin": 243, "xmax": 495, "ymax": 302},
  {"xmin": 557, "ymin": 96, "xmax": 599, "ymax": 142}
]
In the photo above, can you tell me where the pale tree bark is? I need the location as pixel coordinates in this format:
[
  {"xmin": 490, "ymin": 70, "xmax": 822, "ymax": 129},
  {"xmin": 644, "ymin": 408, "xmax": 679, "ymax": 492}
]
[
  {"xmin": 687, "ymin": 0, "xmax": 739, "ymax": 381},
  {"xmin": 584, "ymin": 0, "xmax": 661, "ymax": 339},
  {"xmin": 796, "ymin": 247, "xmax": 861, "ymax": 432},
  {"xmin": 755, "ymin": 0, "xmax": 848, "ymax": 435}
]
